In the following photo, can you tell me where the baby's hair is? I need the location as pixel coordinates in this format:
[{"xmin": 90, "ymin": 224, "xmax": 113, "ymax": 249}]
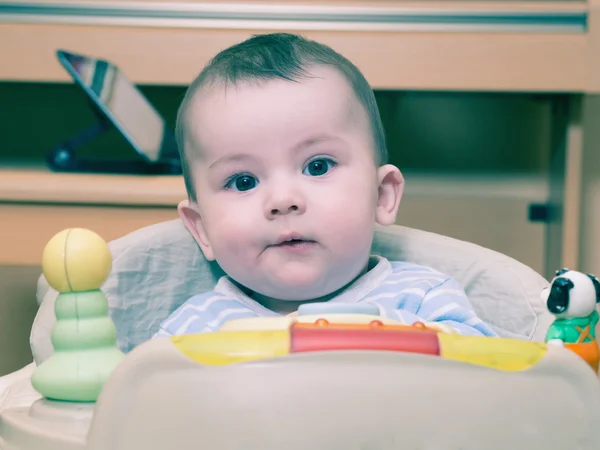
[{"xmin": 176, "ymin": 32, "xmax": 388, "ymax": 202}]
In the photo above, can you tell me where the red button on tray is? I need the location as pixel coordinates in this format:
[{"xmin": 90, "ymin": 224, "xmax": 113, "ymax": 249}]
[{"xmin": 290, "ymin": 323, "xmax": 440, "ymax": 356}]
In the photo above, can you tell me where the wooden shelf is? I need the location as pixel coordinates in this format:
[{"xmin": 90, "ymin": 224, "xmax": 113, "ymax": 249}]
[
  {"xmin": 0, "ymin": 166, "xmax": 185, "ymax": 207},
  {"xmin": 0, "ymin": 0, "xmax": 598, "ymax": 92},
  {"xmin": 0, "ymin": 164, "xmax": 549, "ymax": 206}
]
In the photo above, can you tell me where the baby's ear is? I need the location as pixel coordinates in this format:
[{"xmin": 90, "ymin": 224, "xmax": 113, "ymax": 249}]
[
  {"xmin": 375, "ymin": 164, "xmax": 404, "ymax": 226},
  {"xmin": 178, "ymin": 200, "xmax": 215, "ymax": 261}
]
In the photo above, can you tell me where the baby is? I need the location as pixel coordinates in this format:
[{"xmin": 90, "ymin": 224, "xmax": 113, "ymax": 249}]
[{"xmin": 154, "ymin": 32, "xmax": 496, "ymax": 338}]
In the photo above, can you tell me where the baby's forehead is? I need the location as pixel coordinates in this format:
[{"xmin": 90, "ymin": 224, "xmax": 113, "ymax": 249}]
[
  {"xmin": 185, "ymin": 67, "xmax": 370, "ymax": 152},
  {"xmin": 192, "ymin": 66, "xmax": 358, "ymax": 114}
]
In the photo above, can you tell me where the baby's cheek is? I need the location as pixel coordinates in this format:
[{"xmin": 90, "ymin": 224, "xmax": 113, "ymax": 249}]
[
  {"xmin": 327, "ymin": 181, "xmax": 376, "ymax": 218},
  {"xmin": 208, "ymin": 210, "xmax": 256, "ymax": 258},
  {"xmin": 211, "ymin": 219, "xmax": 245, "ymax": 247},
  {"xmin": 319, "ymin": 185, "xmax": 376, "ymax": 246}
]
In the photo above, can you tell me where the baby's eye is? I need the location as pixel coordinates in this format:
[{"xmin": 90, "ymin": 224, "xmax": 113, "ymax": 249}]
[
  {"xmin": 225, "ymin": 174, "xmax": 258, "ymax": 192},
  {"xmin": 303, "ymin": 158, "xmax": 336, "ymax": 177}
]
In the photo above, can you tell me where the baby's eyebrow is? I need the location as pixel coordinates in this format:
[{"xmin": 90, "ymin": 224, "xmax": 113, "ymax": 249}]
[
  {"xmin": 208, "ymin": 154, "xmax": 254, "ymax": 170},
  {"xmin": 293, "ymin": 134, "xmax": 345, "ymax": 151}
]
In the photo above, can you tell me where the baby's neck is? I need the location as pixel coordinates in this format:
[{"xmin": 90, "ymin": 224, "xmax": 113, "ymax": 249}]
[
  {"xmin": 251, "ymin": 286, "xmax": 347, "ymax": 315},
  {"xmin": 241, "ymin": 259, "xmax": 374, "ymax": 315}
]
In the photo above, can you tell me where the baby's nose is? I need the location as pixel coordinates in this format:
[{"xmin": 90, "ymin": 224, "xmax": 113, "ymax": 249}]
[
  {"xmin": 269, "ymin": 204, "xmax": 299, "ymax": 217},
  {"xmin": 265, "ymin": 193, "xmax": 306, "ymax": 219}
]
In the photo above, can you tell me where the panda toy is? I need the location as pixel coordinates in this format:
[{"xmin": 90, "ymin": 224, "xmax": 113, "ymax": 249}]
[{"xmin": 542, "ymin": 268, "xmax": 600, "ymax": 373}]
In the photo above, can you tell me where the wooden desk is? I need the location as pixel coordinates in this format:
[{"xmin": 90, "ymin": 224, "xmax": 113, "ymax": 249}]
[
  {"xmin": 0, "ymin": 0, "xmax": 598, "ymax": 274},
  {"xmin": 0, "ymin": 167, "xmax": 184, "ymax": 266}
]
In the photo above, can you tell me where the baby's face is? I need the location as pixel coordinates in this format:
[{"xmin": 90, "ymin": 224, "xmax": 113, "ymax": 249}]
[{"xmin": 181, "ymin": 66, "xmax": 402, "ymax": 301}]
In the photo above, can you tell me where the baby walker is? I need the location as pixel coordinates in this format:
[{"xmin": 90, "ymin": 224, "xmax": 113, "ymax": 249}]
[{"xmin": 0, "ymin": 228, "xmax": 599, "ymax": 450}]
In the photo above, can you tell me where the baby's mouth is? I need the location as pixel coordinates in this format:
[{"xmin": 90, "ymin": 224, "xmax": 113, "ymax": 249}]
[
  {"xmin": 269, "ymin": 234, "xmax": 317, "ymax": 251},
  {"xmin": 275, "ymin": 239, "xmax": 315, "ymax": 248}
]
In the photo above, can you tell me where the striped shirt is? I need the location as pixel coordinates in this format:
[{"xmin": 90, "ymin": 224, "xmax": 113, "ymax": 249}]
[{"xmin": 154, "ymin": 256, "xmax": 497, "ymax": 338}]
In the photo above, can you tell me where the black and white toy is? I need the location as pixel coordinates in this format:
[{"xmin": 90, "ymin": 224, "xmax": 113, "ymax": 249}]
[{"xmin": 542, "ymin": 268, "xmax": 600, "ymax": 372}]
